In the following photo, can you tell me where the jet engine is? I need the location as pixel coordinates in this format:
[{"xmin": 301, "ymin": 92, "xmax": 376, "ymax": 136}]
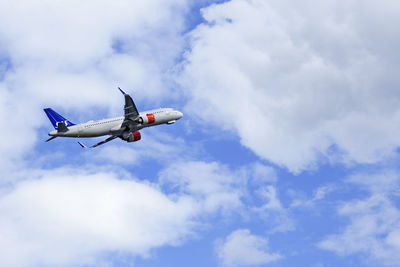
[
  {"xmin": 135, "ymin": 114, "xmax": 155, "ymax": 125},
  {"xmin": 122, "ymin": 131, "xmax": 141, "ymax": 142}
]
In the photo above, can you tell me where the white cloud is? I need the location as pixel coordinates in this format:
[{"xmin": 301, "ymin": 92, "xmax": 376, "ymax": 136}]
[
  {"xmin": 0, "ymin": 0, "xmax": 296, "ymax": 266},
  {"xmin": 252, "ymin": 185, "xmax": 294, "ymax": 233},
  {"xmin": 0, "ymin": 170, "xmax": 196, "ymax": 266},
  {"xmin": 215, "ymin": 229, "xmax": 281, "ymax": 266},
  {"xmin": 0, "ymin": 0, "xmax": 187, "ymax": 103},
  {"xmin": 0, "ymin": 159, "xmax": 284, "ymax": 266},
  {"xmin": 0, "ymin": 0, "xmax": 189, "ymax": 173},
  {"xmin": 0, "ymin": 0, "xmax": 186, "ymax": 67},
  {"xmin": 290, "ymin": 184, "xmax": 336, "ymax": 208},
  {"xmin": 159, "ymin": 161, "xmax": 247, "ymax": 213},
  {"xmin": 318, "ymin": 171, "xmax": 400, "ymax": 266},
  {"xmin": 179, "ymin": 0, "xmax": 400, "ymax": 173},
  {"xmin": 159, "ymin": 161, "xmax": 293, "ymax": 232},
  {"xmin": 250, "ymin": 163, "xmax": 277, "ymax": 184}
]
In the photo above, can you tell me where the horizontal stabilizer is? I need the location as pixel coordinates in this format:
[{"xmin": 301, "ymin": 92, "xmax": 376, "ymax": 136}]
[
  {"xmin": 78, "ymin": 142, "xmax": 87, "ymax": 149},
  {"xmin": 46, "ymin": 136, "xmax": 57, "ymax": 142}
]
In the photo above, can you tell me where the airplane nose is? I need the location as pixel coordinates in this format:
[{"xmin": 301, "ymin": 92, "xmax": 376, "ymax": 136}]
[{"xmin": 176, "ymin": 111, "xmax": 183, "ymax": 119}]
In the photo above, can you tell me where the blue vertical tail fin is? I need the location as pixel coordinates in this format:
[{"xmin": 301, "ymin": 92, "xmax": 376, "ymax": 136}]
[{"xmin": 43, "ymin": 108, "xmax": 75, "ymax": 130}]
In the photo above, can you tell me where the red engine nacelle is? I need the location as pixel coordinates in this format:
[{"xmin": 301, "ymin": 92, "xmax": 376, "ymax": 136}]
[
  {"xmin": 146, "ymin": 113, "xmax": 155, "ymax": 124},
  {"xmin": 136, "ymin": 114, "xmax": 155, "ymax": 124},
  {"xmin": 124, "ymin": 131, "xmax": 141, "ymax": 142}
]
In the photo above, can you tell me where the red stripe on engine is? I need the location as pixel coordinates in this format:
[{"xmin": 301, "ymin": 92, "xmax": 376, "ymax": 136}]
[
  {"xmin": 132, "ymin": 131, "xmax": 141, "ymax": 141},
  {"xmin": 146, "ymin": 114, "xmax": 155, "ymax": 123}
]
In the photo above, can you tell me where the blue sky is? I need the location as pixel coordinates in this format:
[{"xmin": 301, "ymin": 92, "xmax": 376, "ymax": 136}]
[{"xmin": 1, "ymin": 0, "xmax": 400, "ymax": 266}]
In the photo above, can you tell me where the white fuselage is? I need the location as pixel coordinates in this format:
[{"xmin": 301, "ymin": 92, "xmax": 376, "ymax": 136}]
[{"xmin": 49, "ymin": 108, "xmax": 183, "ymax": 138}]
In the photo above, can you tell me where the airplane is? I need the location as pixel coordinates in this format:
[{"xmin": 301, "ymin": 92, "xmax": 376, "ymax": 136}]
[{"xmin": 44, "ymin": 87, "xmax": 183, "ymax": 148}]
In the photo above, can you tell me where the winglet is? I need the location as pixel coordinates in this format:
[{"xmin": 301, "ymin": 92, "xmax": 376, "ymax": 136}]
[
  {"xmin": 118, "ymin": 87, "xmax": 127, "ymax": 95},
  {"xmin": 78, "ymin": 141, "xmax": 87, "ymax": 149}
]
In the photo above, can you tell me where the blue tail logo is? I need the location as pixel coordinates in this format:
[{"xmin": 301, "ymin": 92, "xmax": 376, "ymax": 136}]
[{"xmin": 44, "ymin": 108, "xmax": 75, "ymax": 130}]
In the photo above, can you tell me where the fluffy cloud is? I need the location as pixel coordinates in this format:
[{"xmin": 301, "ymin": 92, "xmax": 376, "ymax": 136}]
[
  {"xmin": 0, "ymin": 170, "xmax": 196, "ymax": 266},
  {"xmin": 160, "ymin": 161, "xmax": 293, "ymax": 232},
  {"xmin": 0, "ymin": 160, "xmax": 283, "ymax": 266},
  {"xmin": 0, "ymin": 0, "xmax": 188, "ymax": 172},
  {"xmin": 0, "ymin": 0, "xmax": 187, "ymax": 69},
  {"xmin": 318, "ymin": 171, "xmax": 400, "ymax": 266},
  {"xmin": 290, "ymin": 184, "xmax": 336, "ymax": 209},
  {"xmin": 179, "ymin": 0, "xmax": 400, "ymax": 173},
  {"xmin": 252, "ymin": 185, "xmax": 294, "ymax": 233},
  {"xmin": 215, "ymin": 229, "xmax": 281, "ymax": 266},
  {"xmin": 159, "ymin": 161, "xmax": 249, "ymax": 213},
  {"xmin": 0, "ymin": 0, "xmax": 188, "ymax": 104}
]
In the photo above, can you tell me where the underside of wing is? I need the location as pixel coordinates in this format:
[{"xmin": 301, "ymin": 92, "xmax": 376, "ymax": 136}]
[{"xmin": 78, "ymin": 135, "xmax": 118, "ymax": 149}]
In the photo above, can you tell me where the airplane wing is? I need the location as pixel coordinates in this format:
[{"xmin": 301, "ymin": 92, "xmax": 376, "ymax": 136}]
[
  {"xmin": 119, "ymin": 87, "xmax": 139, "ymax": 118},
  {"xmin": 118, "ymin": 87, "xmax": 140, "ymax": 131},
  {"xmin": 78, "ymin": 135, "xmax": 118, "ymax": 149}
]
